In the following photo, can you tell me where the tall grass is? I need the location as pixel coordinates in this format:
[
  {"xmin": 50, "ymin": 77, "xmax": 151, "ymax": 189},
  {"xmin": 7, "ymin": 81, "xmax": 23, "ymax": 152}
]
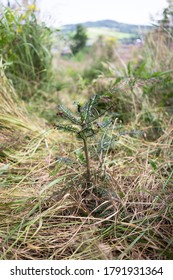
[{"xmin": 0, "ymin": 6, "xmax": 53, "ymax": 99}]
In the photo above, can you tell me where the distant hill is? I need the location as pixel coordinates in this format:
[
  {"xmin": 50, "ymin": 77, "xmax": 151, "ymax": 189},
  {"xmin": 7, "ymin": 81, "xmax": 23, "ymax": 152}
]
[{"xmin": 61, "ymin": 19, "xmax": 152, "ymax": 35}]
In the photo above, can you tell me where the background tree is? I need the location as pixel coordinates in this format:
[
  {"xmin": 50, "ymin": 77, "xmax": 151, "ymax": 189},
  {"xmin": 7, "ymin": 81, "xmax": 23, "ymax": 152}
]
[
  {"xmin": 71, "ymin": 24, "xmax": 88, "ymax": 54},
  {"xmin": 159, "ymin": 0, "xmax": 173, "ymax": 31}
]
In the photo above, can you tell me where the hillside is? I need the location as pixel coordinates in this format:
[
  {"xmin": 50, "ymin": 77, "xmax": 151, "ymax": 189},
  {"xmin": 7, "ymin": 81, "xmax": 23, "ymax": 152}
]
[{"xmin": 61, "ymin": 19, "xmax": 152, "ymax": 34}]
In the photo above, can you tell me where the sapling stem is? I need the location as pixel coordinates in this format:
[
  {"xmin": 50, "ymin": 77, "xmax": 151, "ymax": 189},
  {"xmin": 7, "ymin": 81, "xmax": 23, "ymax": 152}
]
[{"xmin": 82, "ymin": 136, "xmax": 91, "ymax": 186}]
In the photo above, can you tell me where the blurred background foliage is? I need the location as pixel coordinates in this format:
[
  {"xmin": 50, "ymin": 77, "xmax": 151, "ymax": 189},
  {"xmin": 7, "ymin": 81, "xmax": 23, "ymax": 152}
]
[{"xmin": 0, "ymin": 4, "xmax": 54, "ymax": 99}]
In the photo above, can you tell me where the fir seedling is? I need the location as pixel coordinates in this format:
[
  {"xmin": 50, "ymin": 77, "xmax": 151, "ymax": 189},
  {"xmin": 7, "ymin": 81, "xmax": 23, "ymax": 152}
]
[
  {"xmin": 56, "ymin": 95, "xmax": 143, "ymax": 187},
  {"xmin": 56, "ymin": 95, "xmax": 113, "ymax": 186}
]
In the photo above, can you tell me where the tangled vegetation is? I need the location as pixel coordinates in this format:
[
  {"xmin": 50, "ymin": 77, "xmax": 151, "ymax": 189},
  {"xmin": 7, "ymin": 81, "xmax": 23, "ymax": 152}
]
[{"xmin": 0, "ymin": 3, "xmax": 173, "ymax": 260}]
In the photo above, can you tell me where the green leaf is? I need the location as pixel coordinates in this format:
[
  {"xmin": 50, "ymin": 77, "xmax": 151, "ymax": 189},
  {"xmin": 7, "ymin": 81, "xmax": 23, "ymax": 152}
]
[
  {"xmin": 113, "ymin": 77, "xmax": 122, "ymax": 85},
  {"xmin": 50, "ymin": 164, "xmax": 62, "ymax": 176},
  {"xmin": 97, "ymin": 119, "xmax": 112, "ymax": 129},
  {"xmin": 127, "ymin": 62, "xmax": 131, "ymax": 76},
  {"xmin": 82, "ymin": 95, "xmax": 100, "ymax": 122},
  {"xmin": 57, "ymin": 104, "xmax": 81, "ymax": 125},
  {"xmin": 150, "ymin": 69, "xmax": 173, "ymax": 77},
  {"xmin": 149, "ymin": 160, "xmax": 158, "ymax": 170},
  {"xmin": 134, "ymin": 61, "xmax": 146, "ymax": 77},
  {"xmin": 40, "ymin": 177, "xmax": 64, "ymax": 195},
  {"xmin": 56, "ymin": 124, "xmax": 79, "ymax": 133},
  {"xmin": 98, "ymin": 133, "xmax": 116, "ymax": 152},
  {"xmin": 75, "ymin": 149, "xmax": 85, "ymax": 163}
]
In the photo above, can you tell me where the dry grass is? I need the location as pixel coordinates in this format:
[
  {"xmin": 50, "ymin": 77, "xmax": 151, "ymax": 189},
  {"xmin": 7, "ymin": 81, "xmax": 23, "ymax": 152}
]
[
  {"xmin": 0, "ymin": 124, "xmax": 172, "ymax": 259},
  {"xmin": 143, "ymin": 27, "xmax": 173, "ymax": 72},
  {"xmin": 0, "ymin": 93, "xmax": 172, "ymax": 260}
]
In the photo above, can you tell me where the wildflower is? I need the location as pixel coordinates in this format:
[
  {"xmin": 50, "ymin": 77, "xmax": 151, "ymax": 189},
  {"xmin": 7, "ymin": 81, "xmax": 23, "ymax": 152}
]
[
  {"xmin": 16, "ymin": 27, "xmax": 22, "ymax": 33},
  {"xmin": 20, "ymin": 14, "xmax": 26, "ymax": 20},
  {"xmin": 27, "ymin": 4, "xmax": 38, "ymax": 12}
]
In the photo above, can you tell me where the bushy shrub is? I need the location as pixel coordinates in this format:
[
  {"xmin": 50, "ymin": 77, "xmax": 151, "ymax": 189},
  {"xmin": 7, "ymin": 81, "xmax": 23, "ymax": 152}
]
[{"xmin": 71, "ymin": 24, "xmax": 88, "ymax": 55}]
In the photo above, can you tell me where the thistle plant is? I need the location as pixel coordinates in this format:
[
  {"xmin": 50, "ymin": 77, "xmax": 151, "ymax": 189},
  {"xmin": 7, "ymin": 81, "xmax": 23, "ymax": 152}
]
[{"xmin": 56, "ymin": 95, "xmax": 113, "ymax": 186}]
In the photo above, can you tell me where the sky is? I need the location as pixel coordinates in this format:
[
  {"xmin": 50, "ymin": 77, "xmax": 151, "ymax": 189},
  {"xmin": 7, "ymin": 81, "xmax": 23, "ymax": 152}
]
[
  {"xmin": 1, "ymin": 0, "xmax": 168, "ymax": 26},
  {"xmin": 37, "ymin": 0, "xmax": 168, "ymax": 26}
]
